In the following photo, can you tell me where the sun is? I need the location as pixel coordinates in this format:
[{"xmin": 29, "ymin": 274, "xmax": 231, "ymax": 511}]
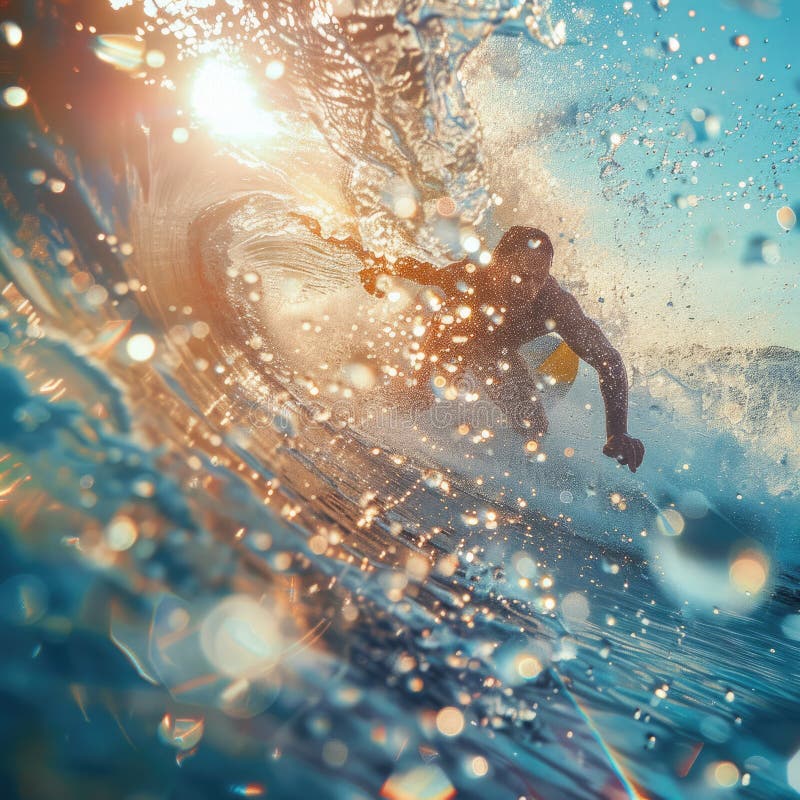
[{"xmin": 191, "ymin": 58, "xmax": 277, "ymax": 142}]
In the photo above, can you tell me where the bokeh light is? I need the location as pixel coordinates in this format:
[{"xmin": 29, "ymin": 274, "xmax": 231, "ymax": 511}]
[
  {"xmin": 436, "ymin": 707, "xmax": 465, "ymax": 737},
  {"xmin": 2, "ymin": 86, "xmax": 28, "ymax": 108},
  {"xmin": 0, "ymin": 0, "xmax": 797, "ymax": 797},
  {"xmin": 729, "ymin": 549, "xmax": 769, "ymax": 594},
  {"xmin": 126, "ymin": 332, "xmax": 156, "ymax": 361}
]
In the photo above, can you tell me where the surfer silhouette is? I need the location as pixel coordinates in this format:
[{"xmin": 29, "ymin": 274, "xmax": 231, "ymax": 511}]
[{"xmin": 359, "ymin": 226, "xmax": 645, "ymax": 472}]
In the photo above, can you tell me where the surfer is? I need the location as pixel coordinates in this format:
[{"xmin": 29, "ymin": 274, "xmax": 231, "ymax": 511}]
[{"xmin": 359, "ymin": 226, "xmax": 645, "ymax": 472}]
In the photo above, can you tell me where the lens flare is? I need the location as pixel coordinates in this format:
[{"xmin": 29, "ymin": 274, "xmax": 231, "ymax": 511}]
[{"xmin": 192, "ymin": 60, "xmax": 277, "ymax": 142}]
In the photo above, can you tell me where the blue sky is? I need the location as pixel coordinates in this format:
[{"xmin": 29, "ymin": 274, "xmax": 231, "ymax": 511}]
[{"xmin": 491, "ymin": 0, "xmax": 799, "ymax": 348}]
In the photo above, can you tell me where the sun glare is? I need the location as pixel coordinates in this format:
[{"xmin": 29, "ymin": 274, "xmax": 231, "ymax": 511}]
[{"xmin": 191, "ymin": 60, "xmax": 277, "ymax": 141}]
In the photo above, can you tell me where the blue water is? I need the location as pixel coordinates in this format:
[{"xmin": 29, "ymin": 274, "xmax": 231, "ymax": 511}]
[{"xmin": 1, "ymin": 1, "xmax": 799, "ymax": 798}]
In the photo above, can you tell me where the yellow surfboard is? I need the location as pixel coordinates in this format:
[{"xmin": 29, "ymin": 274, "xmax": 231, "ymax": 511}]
[{"xmin": 523, "ymin": 335, "xmax": 580, "ymax": 406}]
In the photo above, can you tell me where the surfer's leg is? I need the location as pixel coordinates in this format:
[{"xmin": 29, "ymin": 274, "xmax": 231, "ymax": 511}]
[
  {"xmin": 481, "ymin": 349, "xmax": 548, "ymax": 439},
  {"xmin": 401, "ymin": 327, "xmax": 451, "ymax": 415},
  {"xmin": 388, "ymin": 337, "xmax": 443, "ymax": 419}
]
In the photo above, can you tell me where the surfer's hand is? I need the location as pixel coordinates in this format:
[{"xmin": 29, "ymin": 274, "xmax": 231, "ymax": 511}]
[
  {"xmin": 603, "ymin": 433, "xmax": 645, "ymax": 472},
  {"xmin": 359, "ymin": 267, "xmax": 386, "ymax": 297}
]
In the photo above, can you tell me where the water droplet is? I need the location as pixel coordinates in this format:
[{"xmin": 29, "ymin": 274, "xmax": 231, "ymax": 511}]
[
  {"xmin": 265, "ymin": 60, "xmax": 285, "ymax": 80},
  {"xmin": 105, "ymin": 514, "xmax": 138, "ymax": 551},
  {"xmin": 158, "ymin": 713, "xmax": 204, "ymax": 751},
  {"xmin": 515, "ymin": 654, "xmax": 543, "ymax": 679},
  {"xmin": 322, "ymin": 739, "xmax": 348, "ymax": 767},
  {"xmin": 761, "ymin": 239, "xmax": 780, "ymax": 264},
  {"xmin": 2, "ymin": 86, "xmax": 28, "ymax": 108},
  {"xmin": 777, "ymin": 206, "xmax": 796, "ymax": 231},
  {"xmin": 342, "ymin": 361, "xmax": 375, "ymax": 390},
  {"xmin": 462, "ymin": 234, "xmax": 481, "ymax": 253},
  {"xmin": 678, "ymin": 490, "xmax": 709, "ymax": 519},
  {"xmin": 781, "ymin": 614, "xmax": 800, "ymax": 641},
  {"xmin": 435, "ymin": 706, "xmax": 464, "ymax": 736},
  {"xmin": 656, "ymin": 508, "xmax": 685, "ymax": 536},
  {"xmin": 710, "ymin": 761, "xmax": 739, "ymax": 788},
  {"xmin": 1, "ymin": 21, "xmax": 23, "ymax": 47},
  {"xmin": 436, "ymin": 196, "xmax": 457, "ymax": 217},
  {"xmin": 470, "ymin": 755, "xmax": 489, "ymax": 777},
  {"xmin": 127, "ymin": 333, "xmax": 156, "ymax": 361},
  {"xmin": 145, "ymin": 49, "xmax": 166, "ymax": 68},
  {"xmin": 200, "ymin": 595, "xmax": 282, "ymax": 678},
  {"xmin": 561, "ymin": 592, "xmax": 590, "ymax": 624},
  {"xmin": 729, "ymin": 550, "xmax": 768, "ymax": 594}
]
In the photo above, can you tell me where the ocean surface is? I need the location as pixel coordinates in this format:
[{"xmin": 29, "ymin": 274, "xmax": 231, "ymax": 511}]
[{"xmin": 0, "ymin": 0, "xmax": 799, "ymax": 798}]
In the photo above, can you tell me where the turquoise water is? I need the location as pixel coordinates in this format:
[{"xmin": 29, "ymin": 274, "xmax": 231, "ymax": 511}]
[{"xmin": 0, "ymin": 1, "xmax": 799, "ymax": 798}]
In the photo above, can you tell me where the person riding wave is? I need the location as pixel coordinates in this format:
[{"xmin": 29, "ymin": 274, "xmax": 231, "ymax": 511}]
[{"xmin": 360, "ymin": 226, "xmax": 645, "ymax": 472}]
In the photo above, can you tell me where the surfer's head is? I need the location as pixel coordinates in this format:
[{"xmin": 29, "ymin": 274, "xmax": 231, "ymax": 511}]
[{"xmin": 493, "ymin": 226, "xmax": 553, "ymax": 296}]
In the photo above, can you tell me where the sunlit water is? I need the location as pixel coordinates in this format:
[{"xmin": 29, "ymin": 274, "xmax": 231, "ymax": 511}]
[{"xmin": 1, "ymin": 1, "xmax": 799, "ymax": 798}]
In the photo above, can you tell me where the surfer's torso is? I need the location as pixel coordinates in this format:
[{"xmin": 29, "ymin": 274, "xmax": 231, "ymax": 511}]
[{"xmin": 412, "ymin": 263, "xmax": 561, "ymax": 356}]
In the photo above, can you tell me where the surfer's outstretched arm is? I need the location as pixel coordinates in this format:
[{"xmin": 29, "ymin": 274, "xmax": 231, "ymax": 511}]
[
  {"xmin": 541, "ymin": 279, "xmax": 645, "ymax": 472},
  {"xmin": 359, "ymin": 256, "xmax": 465, "ymax": 296}
]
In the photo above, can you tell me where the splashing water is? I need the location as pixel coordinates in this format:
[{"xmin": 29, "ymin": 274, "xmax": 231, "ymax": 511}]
[
  {"xmin": 1, "ymin": 0, "xmax": 799, "ymax": 798},
  {"xmin": 110, "ymin": 0, "xmax": 566, "ymax": 258}
]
